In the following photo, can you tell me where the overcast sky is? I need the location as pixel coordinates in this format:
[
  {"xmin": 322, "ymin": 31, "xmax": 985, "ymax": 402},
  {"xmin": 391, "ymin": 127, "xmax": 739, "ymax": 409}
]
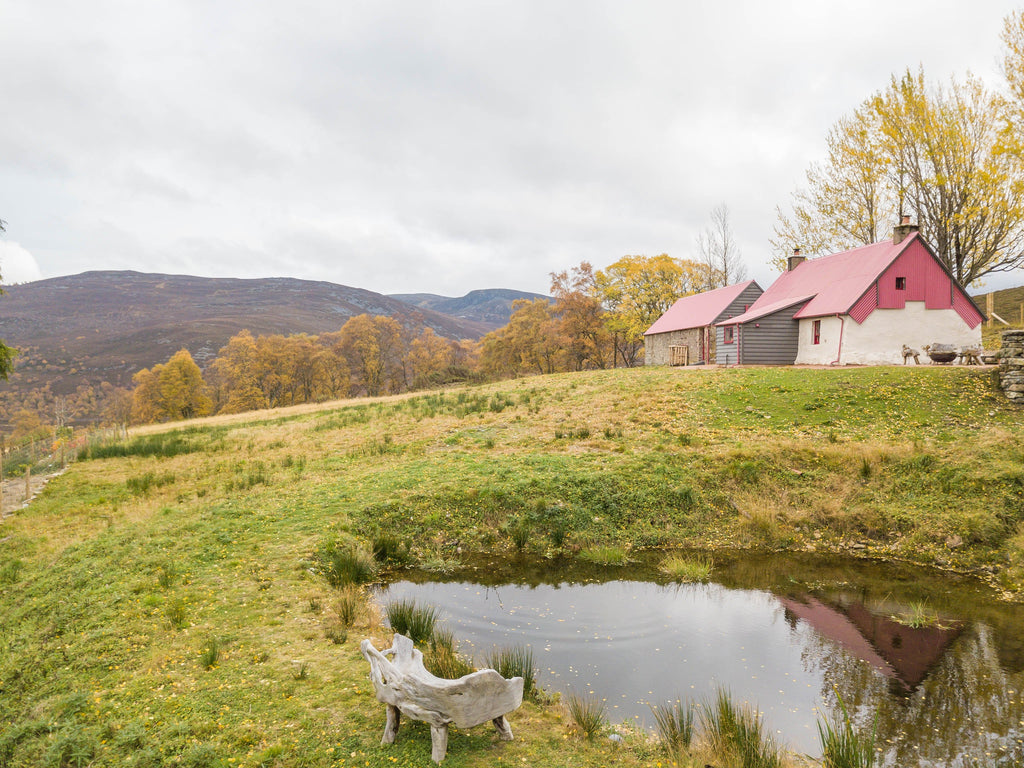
[{"xmin": 2, "ymin": 1, "xmax": 1022, "ymax": 297}]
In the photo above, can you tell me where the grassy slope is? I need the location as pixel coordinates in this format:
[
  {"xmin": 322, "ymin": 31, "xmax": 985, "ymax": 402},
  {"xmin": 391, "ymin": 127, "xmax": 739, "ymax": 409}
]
[{"xmin": 2, "ymin": 365, "xmax": 1023, "ymax": 767}]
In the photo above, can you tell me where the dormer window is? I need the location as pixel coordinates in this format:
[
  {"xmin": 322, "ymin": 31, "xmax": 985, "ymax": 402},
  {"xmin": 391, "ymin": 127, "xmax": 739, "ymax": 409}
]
[{"xmin": 895, "ymin": 277, "xmax": 907, "ymax": 291}]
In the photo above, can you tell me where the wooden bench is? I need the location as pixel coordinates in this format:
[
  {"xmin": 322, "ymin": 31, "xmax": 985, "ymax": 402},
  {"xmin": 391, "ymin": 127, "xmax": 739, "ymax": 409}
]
[{"xmin": 360, "ymin": 633, "xmax": 524, "ymax": 763}]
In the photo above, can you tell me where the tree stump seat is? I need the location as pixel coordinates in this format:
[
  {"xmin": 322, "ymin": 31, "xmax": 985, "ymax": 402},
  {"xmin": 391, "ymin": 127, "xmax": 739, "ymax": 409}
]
[{"xmin": 360, "ymin": 634, "xmax": 524, "ymax": 763}]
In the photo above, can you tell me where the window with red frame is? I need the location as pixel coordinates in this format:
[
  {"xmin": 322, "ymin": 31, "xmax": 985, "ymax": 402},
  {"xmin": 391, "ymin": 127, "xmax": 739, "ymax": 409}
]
[
  {"xmin": 724, "ymin": 326, "xmax": 735, "ymax": 344},
  {"xmin": 812, "ymin": 319, "xmax": 821, "ymax": 345}
]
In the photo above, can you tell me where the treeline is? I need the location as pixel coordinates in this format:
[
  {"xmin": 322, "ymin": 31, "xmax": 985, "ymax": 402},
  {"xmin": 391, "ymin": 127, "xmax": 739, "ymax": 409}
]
[
  {"xmin": 130, "ymin": 252, "xmax": 734, "ymax": 425},
  {"xmin": 130, "ymin": 318, "xmax": 478, "ymax": 424}
]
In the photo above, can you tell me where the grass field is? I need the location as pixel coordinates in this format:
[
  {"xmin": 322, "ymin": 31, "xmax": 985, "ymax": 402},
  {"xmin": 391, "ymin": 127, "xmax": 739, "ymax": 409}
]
[{"xmin": 1, "ymin": 364, "xmax": 1022, "ymax": 767}]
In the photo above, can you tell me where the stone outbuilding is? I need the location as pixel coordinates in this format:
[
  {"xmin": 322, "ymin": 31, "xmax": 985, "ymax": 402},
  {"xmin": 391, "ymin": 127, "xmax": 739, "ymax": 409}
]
[{"xmin": 644, "ymin": 280, "xmax": 763, "ymax": 366}]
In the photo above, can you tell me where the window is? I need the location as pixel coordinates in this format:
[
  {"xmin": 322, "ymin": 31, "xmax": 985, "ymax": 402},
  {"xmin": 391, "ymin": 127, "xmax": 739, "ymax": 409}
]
[
  {"xmin": 723, "ymin": 326, "xmax": 735, "ymax": 344},
  {"xmin": 895, "ymin": 276, "xmax": 907, "ymax": 290},
  {"xmin": 812, "ymin": 319, "xmax": 821, "ymax": 345}
]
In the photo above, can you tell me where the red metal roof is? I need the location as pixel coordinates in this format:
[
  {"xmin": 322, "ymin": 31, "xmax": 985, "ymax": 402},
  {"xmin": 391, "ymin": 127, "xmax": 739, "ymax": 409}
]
[
  {"xmin": 644, "ymin": 280, "xmax": 759, "ymax": 335},
  {"xmin": 720, "ymin": 235, "xmax": 916, "ymax": 326}
]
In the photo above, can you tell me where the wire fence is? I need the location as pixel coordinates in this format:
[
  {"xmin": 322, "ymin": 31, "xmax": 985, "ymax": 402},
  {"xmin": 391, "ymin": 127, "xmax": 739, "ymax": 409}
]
[{"xmin": 0, "ymin": 425, "xmax": 128, "ymax": 518}]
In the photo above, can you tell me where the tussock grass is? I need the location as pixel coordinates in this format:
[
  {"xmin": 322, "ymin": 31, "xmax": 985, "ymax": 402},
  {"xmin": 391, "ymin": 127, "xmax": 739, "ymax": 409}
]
[
  {"xmin": 818, "ymin": 692, "xmax": 877, "ymax": 768},
  {"xmin": 700, "ymin": 689, "xmax": 782, "ymax": 768},
  {"xmin": 659, "ymin": 553, "xmax": 713, "ymax": 582},
  {"xmin": 384, "ymin": 599, "xmax": 439, "ymax": 644},
  {"xmin": 579, "ymin": 544, "xmax": 629, "ymax": 566},
  {"xmin": 316, "ymin": 540, "xmax": 378, "ymax": 587},
  {"xmin": 424, "ymin": 628, "xmax": 476, "ymax": 679},
  {"xmin": 485, "ymin": 645, "xmax": 537, "ymax": 697},
  {"xmin": 651, "ymin": 698, "xmax": 694, "ymax": 756},
  {"xmin": 567, "ymin": 691, "xmax": 606, "ymax": 739}
]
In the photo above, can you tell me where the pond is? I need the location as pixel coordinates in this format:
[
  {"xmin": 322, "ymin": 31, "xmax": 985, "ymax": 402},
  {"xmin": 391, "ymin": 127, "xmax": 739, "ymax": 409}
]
[{"xmin": 374, "ymin": 551, "xmax": 1024, "ymax": 766}]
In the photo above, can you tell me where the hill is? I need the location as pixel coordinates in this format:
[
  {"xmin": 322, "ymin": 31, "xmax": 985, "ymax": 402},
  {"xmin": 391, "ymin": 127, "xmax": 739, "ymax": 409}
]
[
  {"xmin": 1, "ymin": 365, "xmax": 1022, "ymax": 767},
  {"xmin": 0, "ymin": 271, "xmax": 492, "ymax": 426},
  {"xmin": 389, "ymin": 288, "xmax": 549, "ymax": 327}
]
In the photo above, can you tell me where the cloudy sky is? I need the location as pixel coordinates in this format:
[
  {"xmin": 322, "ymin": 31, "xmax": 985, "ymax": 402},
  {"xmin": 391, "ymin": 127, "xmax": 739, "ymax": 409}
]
[{"xmin": 2, "ymin": 0, "xmax": 1021, "ymax": 297}]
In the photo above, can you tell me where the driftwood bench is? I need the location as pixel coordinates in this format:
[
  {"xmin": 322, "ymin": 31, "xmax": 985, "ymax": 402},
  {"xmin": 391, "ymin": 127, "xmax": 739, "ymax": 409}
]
[{"xmin": 360, "ymin": 634, "xmax": 524, "ymax": 763}]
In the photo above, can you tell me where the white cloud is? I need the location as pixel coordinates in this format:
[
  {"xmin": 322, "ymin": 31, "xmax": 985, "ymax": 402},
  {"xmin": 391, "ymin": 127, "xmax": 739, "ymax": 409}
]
[{"xmin": 0, "ymin": 241, "xmax": 44, "ymax": 285}]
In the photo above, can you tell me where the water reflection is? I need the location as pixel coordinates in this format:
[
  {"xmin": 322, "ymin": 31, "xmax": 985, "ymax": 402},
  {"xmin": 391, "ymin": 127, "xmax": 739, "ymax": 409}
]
[{"xmin": 375, "ymin": 552, "xmax": 1024, "ymax": 765}]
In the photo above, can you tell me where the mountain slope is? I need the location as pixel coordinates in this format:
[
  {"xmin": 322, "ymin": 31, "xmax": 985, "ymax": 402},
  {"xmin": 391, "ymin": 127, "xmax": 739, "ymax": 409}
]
[
  {"xmin": 390, "ymin": 288, "xmax": 549, "ymax": 327},
  {"xmin": 0, "ymin": 271, "xmax": 491, "ymax": 421}
]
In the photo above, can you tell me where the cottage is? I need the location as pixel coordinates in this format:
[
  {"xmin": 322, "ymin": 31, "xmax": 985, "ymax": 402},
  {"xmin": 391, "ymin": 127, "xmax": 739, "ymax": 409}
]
[
  {"xmin": 643, "ymin": 280, "xmax": 763, "ymax": 365},
  {"xmin": 714, "ymin": 220, "xmax": 985, "ymax": 365}
]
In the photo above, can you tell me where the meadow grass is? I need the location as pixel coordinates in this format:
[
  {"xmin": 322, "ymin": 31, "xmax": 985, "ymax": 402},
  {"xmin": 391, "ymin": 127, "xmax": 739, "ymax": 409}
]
[{"xmin": 0, "ymin": 365, "xmax": 1020, "ymax": 767}]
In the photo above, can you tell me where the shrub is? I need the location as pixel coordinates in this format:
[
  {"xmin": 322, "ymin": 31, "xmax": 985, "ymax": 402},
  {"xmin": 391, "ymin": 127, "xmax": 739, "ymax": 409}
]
[
  {"xmin": 385, "ymin": 599, "xmax": 439, "ymax": 645},
  {"xmin": 485, "ymin": 645, "xmax": 536, "ymax": 697},
  {"xmin": 316, "ymin": 541, "xmax": 378, "ymax": 587},
  {"xmin": 567, "ymin": 691, "xmax": 605, "ymax": 739},
  {"xmin": 651, "ymin": 699, "xmax": 694, "ymax": 756}
]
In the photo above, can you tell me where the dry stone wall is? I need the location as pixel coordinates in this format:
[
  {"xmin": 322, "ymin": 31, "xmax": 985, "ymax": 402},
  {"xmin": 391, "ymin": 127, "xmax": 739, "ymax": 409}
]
[{"xmin": 1000, "ymin": 330, "xmax": 1024, "ymax": 404}]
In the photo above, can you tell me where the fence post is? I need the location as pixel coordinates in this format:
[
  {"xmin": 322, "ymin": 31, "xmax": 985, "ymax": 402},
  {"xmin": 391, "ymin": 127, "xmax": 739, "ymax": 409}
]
[{"xmin": 24, "ymin": 466, "xmax": 30, "ymax": 505}]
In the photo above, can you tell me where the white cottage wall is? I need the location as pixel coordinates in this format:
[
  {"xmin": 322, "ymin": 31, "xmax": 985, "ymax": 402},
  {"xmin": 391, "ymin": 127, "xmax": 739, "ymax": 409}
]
[{"xmin": 795, "ymin": 302, "xmax": 982, "ymax": 365}]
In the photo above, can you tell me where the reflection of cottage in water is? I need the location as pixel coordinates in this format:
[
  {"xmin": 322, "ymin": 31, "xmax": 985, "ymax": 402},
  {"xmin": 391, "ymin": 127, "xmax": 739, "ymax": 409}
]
[{"xmin": 780, "ymin": 595, "xmax": 963, "ymax": 691}]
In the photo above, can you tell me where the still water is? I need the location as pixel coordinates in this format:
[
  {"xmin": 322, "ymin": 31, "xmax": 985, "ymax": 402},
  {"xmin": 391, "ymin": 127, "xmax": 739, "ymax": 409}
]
[{"xmin": 375, "ymin": 552, "xmax": 1024, "ymax": 766}]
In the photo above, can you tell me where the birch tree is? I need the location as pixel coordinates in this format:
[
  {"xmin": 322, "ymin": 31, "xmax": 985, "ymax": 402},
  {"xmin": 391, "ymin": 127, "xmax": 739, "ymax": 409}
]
[{"xmin": 773, "ymin": 65, "xmax": 1024, "ymax": 286}]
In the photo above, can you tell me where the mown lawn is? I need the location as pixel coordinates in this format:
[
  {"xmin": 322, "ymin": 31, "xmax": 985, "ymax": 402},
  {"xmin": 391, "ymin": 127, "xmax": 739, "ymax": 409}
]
[{"xmin": 1, "ymin": 364, "xmax": 1022, "ymax": 767}]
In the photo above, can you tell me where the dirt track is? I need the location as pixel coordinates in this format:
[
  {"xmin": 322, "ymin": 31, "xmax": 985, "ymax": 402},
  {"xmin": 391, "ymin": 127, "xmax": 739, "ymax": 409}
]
[{"xmin": 0, "ymin": 470, "xmax": 61, "ymax": 520}]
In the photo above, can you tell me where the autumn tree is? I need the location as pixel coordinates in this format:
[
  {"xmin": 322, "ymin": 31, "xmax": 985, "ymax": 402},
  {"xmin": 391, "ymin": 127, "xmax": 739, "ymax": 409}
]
[
  {"xmin": 209, "ymin": 330, "xmax": 267, "ymax": 414},
  {"xmin": 479, "ymin": 299, "xmax": 561, "ymax": 377},
  {"xmin": 159, "ymin": 349, "xmax": 212, "ymax": 420},
  {"xmin": 595, "ymin": 255, "xmax": 711, "ymax": 367},
  {"xmin": 696, "ymin": 204, "xmax": 748, "ymax": 288},
  {"xmin": 550, "ymin": 262, "xmax": 609, "ymax": 371},
  {"xmin": 407, "ymin": 327, "xmax": 458, "ymax": 388},
  {"xmin": 336, "ymin": 314, "xmax": 408, "ymax": 396},
  {"xmin": 774, "ymin": 62, "xmax": 1024, "ymax": 286},
  {"xmin": 132, "ymin": 349, "xmax": 211, "ymax": 423}
]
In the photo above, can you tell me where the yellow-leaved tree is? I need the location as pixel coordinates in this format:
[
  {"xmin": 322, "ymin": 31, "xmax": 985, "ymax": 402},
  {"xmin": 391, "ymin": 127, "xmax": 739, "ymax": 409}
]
[
  {"xmin": 595, "ymin": 255, "xmax": 712, "ymax": 367},
  {"xmin": 131, "ymin": 349, "xmax": 211, "ymax": 424},
  {"xmin": 773, "ymin": 58, "xmax": 1024, "ymax": 287}
]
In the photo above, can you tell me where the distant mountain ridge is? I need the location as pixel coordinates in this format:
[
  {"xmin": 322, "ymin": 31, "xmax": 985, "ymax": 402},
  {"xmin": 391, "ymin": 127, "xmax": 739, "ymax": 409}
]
[
  {"xmin": 0, "ymin": 271, "xmax": 504, "ymax": 425},
  {"xmin": 389, "ymin": 288, "xmax": 550, "ymax": 327}
]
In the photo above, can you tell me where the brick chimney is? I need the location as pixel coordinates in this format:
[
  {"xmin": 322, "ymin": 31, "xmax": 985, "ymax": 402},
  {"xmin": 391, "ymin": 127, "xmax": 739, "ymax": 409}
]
[
  {"xmin": 787, "ymin": 247, "xmax": 806, "ymax": 272},
  {"xmin": 893, "ymin": 215, "xmax": 919, "ymax": 244}
]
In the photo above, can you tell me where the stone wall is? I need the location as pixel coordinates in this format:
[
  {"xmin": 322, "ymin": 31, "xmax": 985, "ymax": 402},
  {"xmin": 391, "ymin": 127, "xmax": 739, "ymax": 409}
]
[{"xmin": 999, "ymin": 330, "xmax": 1024, "ymax": 404}]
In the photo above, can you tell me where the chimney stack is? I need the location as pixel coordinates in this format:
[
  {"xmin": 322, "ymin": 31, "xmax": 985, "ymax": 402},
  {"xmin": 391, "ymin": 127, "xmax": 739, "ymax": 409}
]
[
  {"xmin": 787, "ymin": 247, "xmax": 806, "ymax": 272},
  {"xmin": 893, "ymin": 215, "xmax": 919, "ymax": 244}
]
